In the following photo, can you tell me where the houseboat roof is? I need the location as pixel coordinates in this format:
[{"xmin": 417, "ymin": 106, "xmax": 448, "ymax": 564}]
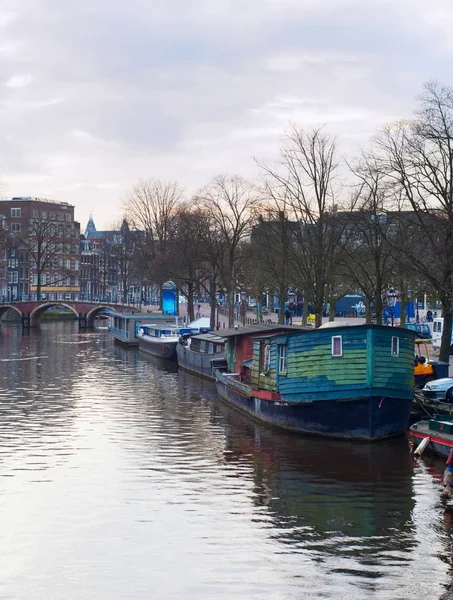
[
  {"xmin": 220, "ymin": 324, "xmax": 299, "ymax": 338},
  {"xmin": 191, "ymin": 332, "xmax": 226, "ymax": 343},
  {"xmin": 220, "ymin": 322, "xmax": 417, "ymax": 339},
  {"xmin": 109, "ymin": 311, "xmax": 183, "ymax": 322}
]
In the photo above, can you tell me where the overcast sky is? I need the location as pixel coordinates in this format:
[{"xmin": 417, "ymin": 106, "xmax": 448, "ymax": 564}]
[{"xmin": 1, "ymin": 0, "xmax": 452, "ymax": 230}]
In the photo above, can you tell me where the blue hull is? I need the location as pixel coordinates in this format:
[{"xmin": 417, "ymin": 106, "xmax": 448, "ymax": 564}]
[{"xmin": 215, "ymin": 372, "xmax": 411, "ymax": 441}]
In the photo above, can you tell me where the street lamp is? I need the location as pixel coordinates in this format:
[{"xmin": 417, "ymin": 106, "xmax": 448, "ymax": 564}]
[
  {"xmin": 240, "ymin": 291, "xmax": 247, "ymax": 326},
  {"xmin": 386, "ymin": 287, "xmax": 398, "ymax": 327}
]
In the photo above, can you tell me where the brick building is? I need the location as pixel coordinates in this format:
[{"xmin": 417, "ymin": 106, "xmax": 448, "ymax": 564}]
[{"xmin": 0, "ymin": 197, "xmax": 80, "ymax": 300}]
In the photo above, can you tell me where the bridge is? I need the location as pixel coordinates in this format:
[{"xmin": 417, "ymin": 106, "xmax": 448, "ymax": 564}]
[{"xmin": 0, "ymin": 299, "xmax": 138, "ymax": 328}]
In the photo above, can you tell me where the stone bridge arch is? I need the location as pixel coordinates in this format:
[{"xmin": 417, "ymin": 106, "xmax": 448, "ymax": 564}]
[
  {"xmin": 0, "ymin": 304, "xmax": 22, "ymax": 322},
  {"xmin": 85, "ymin": 306, "xmax": 112, "ymax": 327},
  {"xmin": 30, "ymin": 302, "xmax": 79, "ymax": 327}
]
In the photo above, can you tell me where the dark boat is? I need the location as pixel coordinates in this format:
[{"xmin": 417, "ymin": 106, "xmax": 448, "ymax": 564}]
[
  {"xmin": 215, "ymin": 323, "xmax": 416, "ymax": 441},
  {"xmin": 176, "ymin": 332, "xmax": 227, "ymax": 380}
]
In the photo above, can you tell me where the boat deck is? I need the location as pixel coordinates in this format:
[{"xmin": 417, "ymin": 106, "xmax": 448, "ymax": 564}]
[{"xmin": 410, "ymin": 420, "xmax": 453, "ymax": 456}]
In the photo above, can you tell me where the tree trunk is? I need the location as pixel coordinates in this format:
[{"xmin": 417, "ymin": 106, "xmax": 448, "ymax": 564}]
[
  {"xmin": 187, "ymin": 282, "xmax": 195, "ymax": 322},
  {"xmin": 209, "ymin": 276, "xmax": 216, "ymax": 330},
  {"xmin": 365, "ymin": 296, "xmax": 373, "ymax": 324},
  {"xmin": 400, "ymin": 297, "xmax": 406, "ymax": 327},
  {"xmin": 278, "ymin": 283, "xmax": 286, "ymax": 325},
  {"xmin": 440, "ymin": 299, "xmax": 453, "ymax": 362}
]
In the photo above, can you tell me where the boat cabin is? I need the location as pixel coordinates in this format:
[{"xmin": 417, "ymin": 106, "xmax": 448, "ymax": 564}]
[
  {"xmin": 222, "ymin": 323, "xmax": 416, "ymax": 403},
  {"xmin": 108, "ymin": 312, "xmax": 184, "ymax": 346}
]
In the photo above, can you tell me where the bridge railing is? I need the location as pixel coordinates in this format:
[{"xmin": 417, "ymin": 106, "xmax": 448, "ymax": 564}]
[{"xmin": 0, "ymin": 294, "xmax": 142, "ymax": 307}]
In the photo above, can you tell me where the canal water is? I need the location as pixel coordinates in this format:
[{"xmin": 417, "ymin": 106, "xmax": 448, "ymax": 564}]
[{"xmin": 1, "ymin": 322, "xmax": 453, "ymax": 599}]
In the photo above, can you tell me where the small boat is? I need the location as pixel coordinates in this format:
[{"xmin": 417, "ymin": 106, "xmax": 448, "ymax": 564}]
[
  {"xmin": 138, "ymin": 323, "xmax": 181, "ymax": 359},
  {"xmin": 409, "ymin": 416, "xmax": 453, "ymax": 458},
  {"xmin": 108, "ymin": 311, "xmax": 184, "ymax": 346},
  {"xmin": 215, "ymin": 323, "xmax": 416, "ymax": 441},
  {"xmin": 176, "ymin": 332, "xmax": 227, "ymax": 380}
]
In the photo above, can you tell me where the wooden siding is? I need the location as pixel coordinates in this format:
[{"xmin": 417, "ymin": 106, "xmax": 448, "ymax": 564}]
[{"xmin": 250, "ymin": 325, "xmax": 415, "ymax": 403}]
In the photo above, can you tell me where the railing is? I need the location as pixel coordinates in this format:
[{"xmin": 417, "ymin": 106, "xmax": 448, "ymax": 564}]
[
  {"xmin": 0, "ymin": 293, "xmax": 139, "ymax": 307},
  {"xmin": 108, "ymin": 326, "xmax": 128, "ymax": 342}
]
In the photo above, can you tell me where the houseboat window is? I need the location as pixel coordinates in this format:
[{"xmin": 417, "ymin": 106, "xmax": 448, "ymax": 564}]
[
  {"xmin": 332, "ymin": 336, "xmax": 342, "ymax": 356},
  {"xmin": 391, "ymin": 336, "xmax": 399, "ymax": 356},
  {"xmin": 278, "ymin": 345, "xmax": 287, "ymax": 374}
]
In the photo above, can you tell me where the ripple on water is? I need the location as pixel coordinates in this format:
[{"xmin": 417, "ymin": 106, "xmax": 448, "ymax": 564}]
[{"xmin": 0, "ymin": 322, "xmax": 452, "ymax": 599}]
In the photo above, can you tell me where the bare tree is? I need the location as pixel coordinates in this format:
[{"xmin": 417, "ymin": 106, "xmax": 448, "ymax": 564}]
[
  {"xmin": 18, "ymin": 209, "xmax": 73, "ymax": 300},
  {"xmin": 377, "ymin": 81, "xmax": 453, "ymax": 360},
  {"xmin": 108, "ymin": 219, "xmax": 137, "ymax": 304},
  {"xmin": 195, "ymin": 175, "xmax": 259, "ymax": 328},
  {"xmin": 123, "ymin": 179, "xmax": 184, "ymax": 300},
  {"xmin": 258, "ymin": 125, "xmax": 341, "ymax": 327}
]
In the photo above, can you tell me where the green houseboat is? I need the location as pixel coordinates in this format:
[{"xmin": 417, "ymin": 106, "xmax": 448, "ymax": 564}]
[{"xmin": 215, "ymin": 323, "xmax": 416, "ymax": 440}]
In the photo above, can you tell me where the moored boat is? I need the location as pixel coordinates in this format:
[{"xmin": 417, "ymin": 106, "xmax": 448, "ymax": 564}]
[
  {"xmin": 108, "ymin": 311, "xmax": 183, "ymax": 347},
  {"xmin": 409, "ymin": 417, "xmax": 453, "ymax": 458},
  {"xmin": 215, "ymin": 323, "xmax": 416, "ymax": 441},
  {"xmin": 138, "ymin": 323, "xmax": 181, "ymax": 359},
  {"xmin": 176, "ymin": 332, "xmax": 227, "ymax": 380}
]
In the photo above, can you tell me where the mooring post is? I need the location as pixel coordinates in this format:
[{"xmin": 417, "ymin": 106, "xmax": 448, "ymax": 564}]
[{"xmin": 21, "ymin": 313, "xmax": 31, "ymax": 329}]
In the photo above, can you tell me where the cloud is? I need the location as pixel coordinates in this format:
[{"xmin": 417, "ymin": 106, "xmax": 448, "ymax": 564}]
[{"xmin": 0, "ymin": 0, "xmax": 452, "ymax": 227}]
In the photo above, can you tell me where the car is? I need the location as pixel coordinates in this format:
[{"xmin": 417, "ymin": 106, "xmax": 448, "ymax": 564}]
[
  {"xmin": 403, "ymin": 323, "xmax": 432, "ymax": 339},
  {"xmin": 422, "ymin": 378, "xmax": 453, "ymax": 403}
]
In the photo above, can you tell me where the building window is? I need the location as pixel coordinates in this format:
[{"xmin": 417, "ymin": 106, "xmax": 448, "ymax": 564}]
[
  {"xmin": 332, "ymin": 336, "xmax": 343, "ymax": 356},
  {"xmin": 11, "ymin": 223, "xmax": 21, "ymax": 232},
  {"xmin": 391, "ymin": 336, "xmax": 399, "ymax": 356},
  {"xmin": 278, "ymin": 344, "xmax": 287, "ymax": 374},
  {"xmin": 11, "ymin": 208, "xmax": 21, "ymax": 217},
  {"xmin": 66, "ymin": 259, "xmax": 71, "ymax": 270}
]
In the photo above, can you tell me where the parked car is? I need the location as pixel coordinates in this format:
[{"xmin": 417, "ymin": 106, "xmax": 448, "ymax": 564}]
[
  {"xmin": 402, "ymin": 323, "xmax": 432, "ymax": 339},
  {"xmin": 422, "ymin": 378, "xmax": 453, "ymax": 402}
]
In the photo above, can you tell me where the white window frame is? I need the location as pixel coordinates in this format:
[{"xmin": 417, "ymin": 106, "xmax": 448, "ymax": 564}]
[
  {"xmin": 11, "ymin": 223, "xmax": 21, "ymax": 232},
  {"xmin": 391, "ymin": 336, "xmax": 399, "ymax": 356},
  {"xmin": 278, "ymin": 344, "xmax": 287, "ymax": 374},
  {"xmin": 11, "ymin": 208, "xmax": 21, "ymax": 217},
  {"xmin": 332, "ymin": 336, "xmax": 343, "ymax": 357}
]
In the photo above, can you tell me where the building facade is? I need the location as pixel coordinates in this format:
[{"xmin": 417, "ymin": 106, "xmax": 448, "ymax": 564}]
[{"xmin": 0, "ymin": 197, "xmax": 80, "ymax": 300}]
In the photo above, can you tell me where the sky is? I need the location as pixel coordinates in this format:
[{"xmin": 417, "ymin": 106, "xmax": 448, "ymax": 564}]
[{"xmin": 1, "ymin": 0, "xmax": 452, "ymax": 231}]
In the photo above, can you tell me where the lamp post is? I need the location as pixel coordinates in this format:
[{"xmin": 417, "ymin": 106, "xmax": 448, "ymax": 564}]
[
  {"xmin": 387, "ymin": 287, "xmax": 398, "ymax": 327},
  {"xmin": 216, "ymin": 289, "xmax": 221, "ymax": 330},
  {"xmin": 240, "ymin": 291, "xmax": 247, "ymax": 326},
  {"xmin": 407, "ymin": 290, "xmax": 411, "ymax": 323}
]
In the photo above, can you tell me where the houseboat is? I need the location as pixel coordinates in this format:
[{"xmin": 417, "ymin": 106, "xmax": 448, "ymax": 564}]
[
  {"xmin": 177, "ymin": 332, "xmax": 227, "ymax": 380},
  {"xmin": 215, "ymin": 323, "xmax": 416, "ymax": 441},
  {"xmin": 137, "ymin": 316, "xmax": 210, "ymax": 360},
  {"xmin": 108, "ymin": 311, "xmax": 183, "ymax": 347}
]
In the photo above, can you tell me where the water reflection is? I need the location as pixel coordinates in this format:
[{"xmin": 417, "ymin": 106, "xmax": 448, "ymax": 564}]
[{"xmin": 0, "ymin": 322, "xmax": 452, "ymax": 599}]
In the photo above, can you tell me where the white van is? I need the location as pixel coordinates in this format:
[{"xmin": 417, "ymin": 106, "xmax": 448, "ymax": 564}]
[{"xmin": 432, "ymin": 317, "xmax": 453, "ymax": 353}]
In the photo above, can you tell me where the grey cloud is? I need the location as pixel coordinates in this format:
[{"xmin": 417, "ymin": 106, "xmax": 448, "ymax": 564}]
[{"xmin": 0, "ymin": 0, "xmax": 452, "ymax": 227}]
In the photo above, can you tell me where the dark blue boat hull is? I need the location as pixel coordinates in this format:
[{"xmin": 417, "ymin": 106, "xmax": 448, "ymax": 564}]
[{"xmin": 215, "ymin": 372, "xmax": 411, "ymax": 441}]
